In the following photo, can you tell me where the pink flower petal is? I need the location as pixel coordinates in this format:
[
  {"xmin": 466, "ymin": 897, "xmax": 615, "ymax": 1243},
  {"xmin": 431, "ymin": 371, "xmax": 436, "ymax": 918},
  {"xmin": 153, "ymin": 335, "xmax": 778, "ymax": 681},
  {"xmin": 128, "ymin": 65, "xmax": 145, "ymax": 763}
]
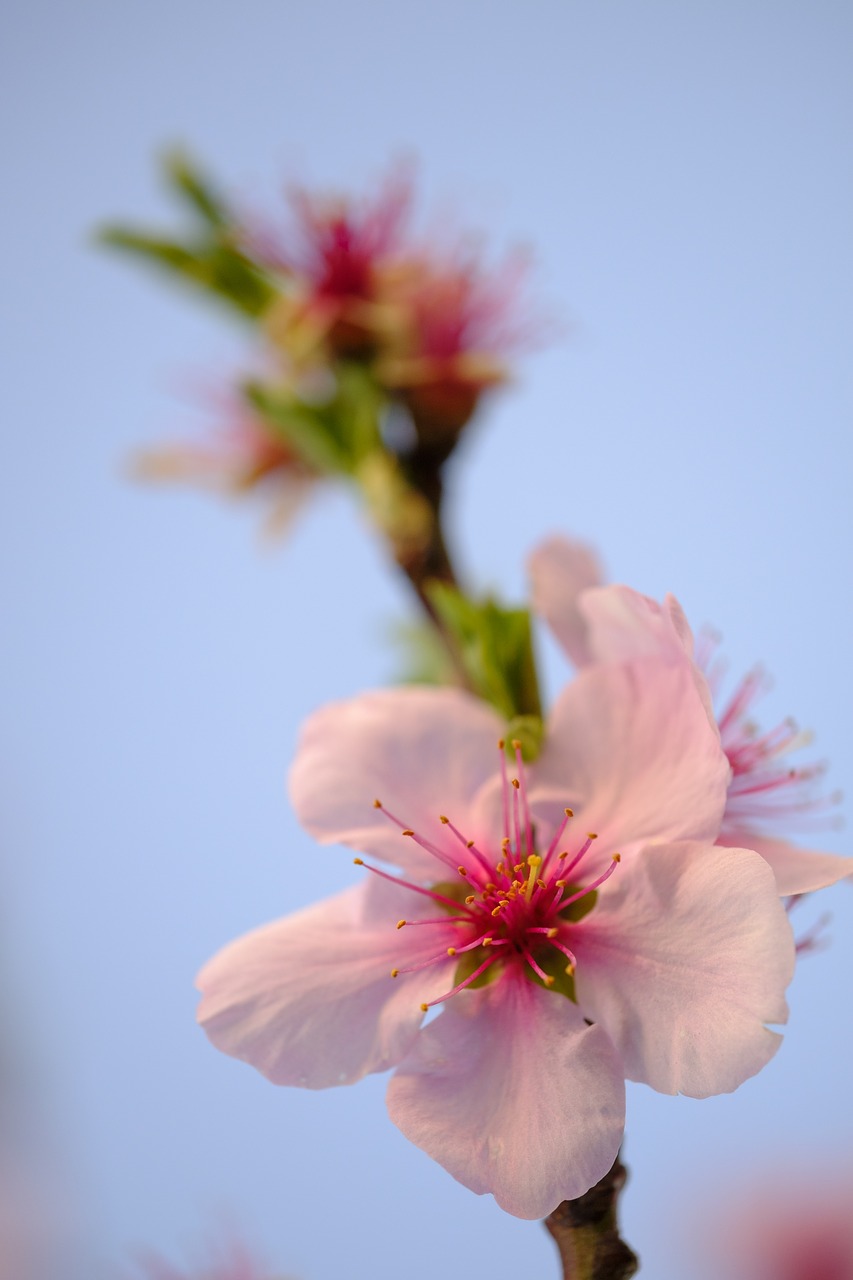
[
  {"xmin": 529, "ymin": 659, "xmax": 729, "ymax": 857},
  {"xmin": 289, "ymin": 687, "xmax": 504, "ymax": 876},
  {"xmin": 719, "ymin": 831, "xmax": 853, "ymax": 896},
  {"xmin": 579, "ymin": 584, "xmax": 694, "ymax": 665},
  {"xmin": 386, "ymin": 974, "xmax": 625, "ymax": 1219},
  {"xmin": 196, "ymin": 879, "xmax": 455, "ymax": 1088},
  {"xmin": 527, "ymin": 535, "xmax": 604, "ymax": 667},
  {"xmin": 572, "ymin": 842, "xmax": 794, "ymax": 1097}
]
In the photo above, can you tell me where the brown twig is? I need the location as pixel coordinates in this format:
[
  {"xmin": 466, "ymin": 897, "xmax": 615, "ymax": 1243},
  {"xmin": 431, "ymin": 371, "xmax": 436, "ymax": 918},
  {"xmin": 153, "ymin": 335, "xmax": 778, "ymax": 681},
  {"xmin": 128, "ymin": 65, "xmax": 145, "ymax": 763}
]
[{"xmin": 544, "ymin": 1156, "xmax": 639, "ymax": 1280}]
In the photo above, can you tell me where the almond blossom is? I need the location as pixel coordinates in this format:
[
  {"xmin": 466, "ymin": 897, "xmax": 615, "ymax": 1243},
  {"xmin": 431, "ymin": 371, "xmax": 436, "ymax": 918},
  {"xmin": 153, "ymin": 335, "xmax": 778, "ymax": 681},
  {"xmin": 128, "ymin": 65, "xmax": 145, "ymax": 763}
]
[
  {"xmin": 529, "ymin": 534, "xmax": 851, "ymax": 897},
  {"xmin": 197, "ymin": 626, "xmax": 794, "ymax": 1219}
]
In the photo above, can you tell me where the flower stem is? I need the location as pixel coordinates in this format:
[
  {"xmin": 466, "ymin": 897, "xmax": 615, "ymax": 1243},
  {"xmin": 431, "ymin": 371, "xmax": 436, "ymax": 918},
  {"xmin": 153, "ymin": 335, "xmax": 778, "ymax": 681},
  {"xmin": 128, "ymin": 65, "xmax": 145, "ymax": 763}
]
[
  {"xmin": 543, "ymin": 1155, "xmax": 639, "ymax": 1280},
  {"xmin": 393, "ymin": 441, "xmax": 473, "ymax": 691}
]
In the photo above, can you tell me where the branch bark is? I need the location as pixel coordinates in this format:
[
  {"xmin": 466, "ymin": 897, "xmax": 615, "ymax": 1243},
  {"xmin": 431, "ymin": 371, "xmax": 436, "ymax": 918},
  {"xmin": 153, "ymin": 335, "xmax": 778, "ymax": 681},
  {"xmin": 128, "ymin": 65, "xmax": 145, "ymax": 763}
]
[{"xmin": 544, "ymin": 1156, "xmax": 639, "ymax": 1280}]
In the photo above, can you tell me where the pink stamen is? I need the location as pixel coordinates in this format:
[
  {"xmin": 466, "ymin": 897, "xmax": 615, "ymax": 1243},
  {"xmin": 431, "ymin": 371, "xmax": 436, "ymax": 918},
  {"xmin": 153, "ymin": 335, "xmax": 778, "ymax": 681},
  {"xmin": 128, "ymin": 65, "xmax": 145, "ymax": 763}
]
[
  {"xmin": 353, "ymin": 858, "xmax": 477, "ymax": 917},
  {"xmin": 419, "ymin": 953, "xmax": 501, "ymax": 1010},
  {"xmin": 552, "ymin": 855, "xmax": 620, "ymax": 911},
  {"xmin": 513, "ymin": 740, "xmax": 534, "ymax": 859}
]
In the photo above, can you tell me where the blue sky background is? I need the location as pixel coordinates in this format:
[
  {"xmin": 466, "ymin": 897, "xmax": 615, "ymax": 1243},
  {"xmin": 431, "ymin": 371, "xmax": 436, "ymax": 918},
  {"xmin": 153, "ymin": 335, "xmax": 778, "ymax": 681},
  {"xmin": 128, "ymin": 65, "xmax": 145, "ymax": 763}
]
[{"xmin": 2, "ymin": 2, "xmax": 852, "ymax": 1276}]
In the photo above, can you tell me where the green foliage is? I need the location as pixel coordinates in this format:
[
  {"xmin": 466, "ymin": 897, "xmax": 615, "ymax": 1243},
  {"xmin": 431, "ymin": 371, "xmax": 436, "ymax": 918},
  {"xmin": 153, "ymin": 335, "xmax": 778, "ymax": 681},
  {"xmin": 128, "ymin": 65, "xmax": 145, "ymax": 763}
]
[
  {"xmin": 245, "ymin": 364, "xmax": 383, "ymax": 477},
  {"xmin": 98, "ymin": 151, "xmax": 276, "ymax": 318},
  {"xmin": 426, "ymin": 584, "xmax": 543, "ymax": 751}
]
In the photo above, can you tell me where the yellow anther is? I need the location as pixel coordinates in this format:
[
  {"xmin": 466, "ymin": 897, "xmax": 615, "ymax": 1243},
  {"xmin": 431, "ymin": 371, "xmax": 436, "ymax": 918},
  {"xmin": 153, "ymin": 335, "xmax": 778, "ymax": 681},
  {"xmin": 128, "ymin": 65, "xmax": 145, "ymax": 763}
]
[
  {"xmin": 546, "ymin": 928, "xmax": 558, "ymax": 939},
  {"xmin": 612, "ymin": 853, "xmax": 621, "ymax": 863},
  {"xmin": 485, "ymin": 882, "xmax": 497, "ymax": 892},
  {"xmin": 511, "ymin": 778, "xmax": 520, "ymax": 790},
  {"xmin": 564, "ymin": 807, "xmax": 574, "ymax": 817},
  {"xmin": 537, "ymin": 879, "xmax": 547, "ymax": 890},
  {"xmin": 555, "ymin": 879, "xmax": 567, "ymax": 888},
  {"xmin": 402, "ymin": 829, "xmax": 414, "ymax": 837},
  {"xmin": 501, "ymin": 837, "xmax": 511, "ymax": 849},
  {"xmin": 558, "ymin": 850, "xmax": 569, "ymax": 860},
  {"xmin": 497, "ymin": 738, "xmax": 505, "ymax": 750},
  {"xmin": 420, "ymin": 1003, "xmax": 429, "ymax": 1012},
  {"xmin": 457, "ymin": 866, "xmax": 468, "ymax": 876},
  {"xmin": 466, "ymin": 839, "xmax": 475, "ymax": 848},
  {"xmin": 514, "ymin": 863, "xmax": 524, "ymax": 874},
  {"xmin": 396, "ymin": 919, "xmax": 407, "ymax": 930},
  {"xmin": 390, "ymin": 968, "xmax": 399, "ymax": 978},
  {"xmin": 566, "ymin": 963, "xmax": 576, "ymax": 977},
  {"xmin": 543, "ymin": 975, "xmax": 555, "ymax": 987},
  {"xmin": 353, "ymin": 858, "xmax": 364, "ymax": 866},
  {"xmin": 464, "ymin": 895, "xmax": 476, "ymax": 905},
  {"xmin": 439, "ymin": 815, "xmax": 450, "ymax": 824},
  {"xmin": 587, "ymin": 832, "xmax": 598, "ymax": 840},
  {"xmin": 511, "ymin": 738, "xmax": 522, "ymax": 750},
  {"xmin": 447, "ymin": 947, "xmax": 457, "ymax": 957},
  {"xmin": 373, "ymin": 799, "xmax": 382, "ymax": 809},
  {"xmin": 491, "ymin": 905, "xmax": 504, "ymax": 917}
]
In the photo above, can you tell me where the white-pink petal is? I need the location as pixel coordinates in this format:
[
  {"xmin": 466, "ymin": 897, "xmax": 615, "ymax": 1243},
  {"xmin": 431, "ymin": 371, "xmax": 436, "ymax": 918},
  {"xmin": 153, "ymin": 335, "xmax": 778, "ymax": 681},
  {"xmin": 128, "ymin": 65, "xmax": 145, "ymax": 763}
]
[
  {"xmin": 386, "ymin": 973, "xmax": 625, "ymax": 1220},
  {"xmin": 527, "ymin": 534, "xmax": 604, "ymax": 667},
  {"xmin": 529, "ymin": 658, "xmax": 730, "ymax": 858},
  {"xmin": 196, "ymin": 879, "xmax": 455, "ymax": 1089},
  {"xmin": 719, "ymin": 831, "xmax": 853, "ymax": 896},
  {"xmin": 572, "ymin": 842, "xmax": 794, "ymax": 1098},
  {"xmin": 289, "ymin": 687, "xmax": 504, "ymax": 877}
]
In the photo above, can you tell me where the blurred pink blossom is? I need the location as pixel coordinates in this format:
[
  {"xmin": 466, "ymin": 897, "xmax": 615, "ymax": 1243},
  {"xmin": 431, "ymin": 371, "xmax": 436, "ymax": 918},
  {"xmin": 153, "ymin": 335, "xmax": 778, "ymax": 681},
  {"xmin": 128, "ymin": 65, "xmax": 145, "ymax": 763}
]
[{"xmin": 133, "ymin": 385, "xmax": 318, "ymax": 534}]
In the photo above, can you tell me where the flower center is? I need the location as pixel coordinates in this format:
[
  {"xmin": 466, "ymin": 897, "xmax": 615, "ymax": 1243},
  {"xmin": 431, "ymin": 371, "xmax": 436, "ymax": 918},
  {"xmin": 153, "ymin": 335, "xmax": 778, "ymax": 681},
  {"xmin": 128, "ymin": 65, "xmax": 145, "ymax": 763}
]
[{"xmin": 354, "ymin": 739, "xmax": 619, "ymax": 1012}]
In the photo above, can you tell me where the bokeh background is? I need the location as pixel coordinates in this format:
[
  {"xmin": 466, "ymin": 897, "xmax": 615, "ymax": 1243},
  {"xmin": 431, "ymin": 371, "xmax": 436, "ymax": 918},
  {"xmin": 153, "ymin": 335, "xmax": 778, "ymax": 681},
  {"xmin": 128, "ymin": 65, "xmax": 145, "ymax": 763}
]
[{"xmin": 3, "ymin": 2, "xmax": 852, "ymax": 1276}]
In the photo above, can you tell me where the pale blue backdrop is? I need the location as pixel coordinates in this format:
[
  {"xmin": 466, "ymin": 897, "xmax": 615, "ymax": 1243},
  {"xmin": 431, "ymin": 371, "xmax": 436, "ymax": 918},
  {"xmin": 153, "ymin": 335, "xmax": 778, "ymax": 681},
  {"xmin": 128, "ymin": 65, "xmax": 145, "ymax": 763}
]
[{"xmin": 2, "ymin": 2, "xmax": 851, "ymax": 1277}]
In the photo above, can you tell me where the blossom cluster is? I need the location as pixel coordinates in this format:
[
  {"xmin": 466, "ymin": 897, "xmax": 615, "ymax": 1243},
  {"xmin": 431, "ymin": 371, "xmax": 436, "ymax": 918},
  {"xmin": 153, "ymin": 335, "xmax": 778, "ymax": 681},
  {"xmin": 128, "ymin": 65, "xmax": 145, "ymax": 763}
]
[
  {"xmin": 196, "ymin": 539, "xmax": 849, "ymax": 1220},
  {"xmin": 125, "ymin": 164, "xmax": 535, "ymax": 522}
]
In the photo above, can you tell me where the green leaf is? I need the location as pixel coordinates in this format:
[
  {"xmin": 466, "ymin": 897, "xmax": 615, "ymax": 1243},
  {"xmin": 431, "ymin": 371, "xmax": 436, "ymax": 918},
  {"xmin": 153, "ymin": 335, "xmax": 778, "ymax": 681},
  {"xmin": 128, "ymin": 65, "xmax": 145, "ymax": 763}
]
[
  {"xmin": 425, "ymin": 584, "xmax": 543, "ymax": 747},
  {"xmin": 162, "ymin": 149, "xmax": 230, "ymax": 227},
  {"xmin": 244, "ymin": 382, "xmax": 351, "ymax": 475},
  {"xmin": 98, "ymin": 227, "xmax": 276, "ymax": 318}
]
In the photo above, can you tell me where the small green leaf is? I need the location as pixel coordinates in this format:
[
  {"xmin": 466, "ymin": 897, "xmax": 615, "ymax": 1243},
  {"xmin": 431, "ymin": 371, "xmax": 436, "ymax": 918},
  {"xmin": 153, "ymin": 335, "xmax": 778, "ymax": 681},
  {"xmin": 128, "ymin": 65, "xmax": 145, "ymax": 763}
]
[
  {"xmin": 425, "ymin": 584, "xmax": 543, "ymax": 739},
  {"xmin": 162, "ymin": 149, "xmax": 230, "ymax": 227}
]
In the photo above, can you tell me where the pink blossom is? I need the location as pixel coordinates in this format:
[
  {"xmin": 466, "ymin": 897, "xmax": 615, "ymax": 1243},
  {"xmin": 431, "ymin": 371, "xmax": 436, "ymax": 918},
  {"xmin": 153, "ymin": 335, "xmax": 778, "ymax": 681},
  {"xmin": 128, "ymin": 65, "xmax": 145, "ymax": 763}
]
[
  {"xmin": 130, "ymin": 1241, "xmax": 271, "ymax": 1280},
  {"xmin": 133, "ymin": 386, "xmax": 318, "ymax": 534},
  {"xmin": 375, "ymin": 246, "xmax": 537, "ymax": 437},
  {"xmin": 247, "ymin": 166, "xmax": 414, "ymax": 361},
  {"xmin": 528, "ymin": 534, "xmax": 851, "ymax": 897},
  {"xmin": 696, "ymin": 1168, "xmax": 853, "ymax": 1280},
  {"xmin": 197, "ymin": 635, "xmax": 793, "ymax": 1219}
]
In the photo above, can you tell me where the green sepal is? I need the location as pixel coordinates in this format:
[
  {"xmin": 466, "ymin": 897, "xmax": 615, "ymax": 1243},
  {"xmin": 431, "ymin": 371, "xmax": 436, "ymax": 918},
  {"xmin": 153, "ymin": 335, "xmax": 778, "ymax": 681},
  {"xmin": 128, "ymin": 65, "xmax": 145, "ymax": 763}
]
[
  {"xmin": 425, "ymin": 584, "xmax": 543, "ymax": 746},
  {"xmin": 429, "ymin": 881, "xmax": 470, "ymax": 911},
  {"xmin": 452, "ymin": 946, "xmax": 500, "ymax": 991},
  {"xmin": 529, "ymin": 949, "xmax": 578, "ymax": 1002},
  {"xmin": 505, "ymin": 714, "xmax": 544, "ymax": 764},
  {"xmin": 559, "ymin": 886, "xmax": 598, "ymax": 924}
]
